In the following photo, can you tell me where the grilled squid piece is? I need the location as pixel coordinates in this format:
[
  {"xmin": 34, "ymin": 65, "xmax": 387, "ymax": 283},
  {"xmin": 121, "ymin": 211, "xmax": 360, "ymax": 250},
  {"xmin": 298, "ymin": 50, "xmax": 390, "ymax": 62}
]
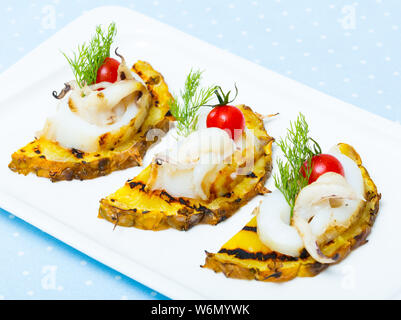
[
  {"xmin": 147, "ymin": 128, "xmax": 237, "ymax": 201},
  {"xmin": 257, "ymin": 191, "xmax": 304, "ymax": 257},
  {"xmin": 293, "ymin": 172, "xmax": 364, "ymax": 264},
  {"xmin": 40, "ymin": 54, "xmax": 151, "ymax": 153}
]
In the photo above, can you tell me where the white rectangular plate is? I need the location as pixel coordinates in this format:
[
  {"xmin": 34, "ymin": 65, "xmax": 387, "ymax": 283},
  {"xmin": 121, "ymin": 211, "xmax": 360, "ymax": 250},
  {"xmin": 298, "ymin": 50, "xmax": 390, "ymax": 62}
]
[{"xmin": 1, "ymin": 6, "xmax": 401, "ymax": 299}]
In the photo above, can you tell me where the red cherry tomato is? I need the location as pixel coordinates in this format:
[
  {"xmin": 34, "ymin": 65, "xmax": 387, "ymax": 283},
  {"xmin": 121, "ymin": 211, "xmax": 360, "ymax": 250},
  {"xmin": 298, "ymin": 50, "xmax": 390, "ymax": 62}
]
[
  {"xmin": 301, "ymin": 154, "xmax": 345, "ymax": 184},
  {"xmin": 206, "ymin": 105, "xmax": 245, "ymax": 140},
  {"xmin": 96, "ymin": 57, "xmax": 120, "ymax": 84}
]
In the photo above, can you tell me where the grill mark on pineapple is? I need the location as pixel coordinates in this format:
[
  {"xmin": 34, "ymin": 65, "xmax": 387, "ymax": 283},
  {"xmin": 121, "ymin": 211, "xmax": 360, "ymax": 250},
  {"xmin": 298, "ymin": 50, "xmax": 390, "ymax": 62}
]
[
  {"xmin": 264, "ymin": 272, "xmax": 282, "ymax": 280},
  {"xmin": 218, "ymin": 248, "xmax": 298, "ymax": 262},
  {"xmin": 242, "ymin": 226, "xmax": 257, "ymax": 232},
  {"xmin": 194, "ymin": 204, "xmax": 214, "ymax": 216},
  {"xmin": 129, "ymin": 181, "xmax": 146, "ymax": 191},
  {"xmin": 99, "ymin": 133, "xmax": 109, "ymax": 147},
  {"xmin": 246, "ymin": 172, "xmax": 257, "ymax": 178},
  {"xmin": 71, "ymin": 148, "xmax": 84, "ymax": 159}
]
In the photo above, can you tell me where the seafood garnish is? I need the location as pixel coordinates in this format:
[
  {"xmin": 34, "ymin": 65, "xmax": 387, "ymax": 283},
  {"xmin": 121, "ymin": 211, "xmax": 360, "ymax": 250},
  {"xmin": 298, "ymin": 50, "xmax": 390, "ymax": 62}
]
[{"xmin": 293, "ymin": 172, "xmax": 364, "ymax": 263}]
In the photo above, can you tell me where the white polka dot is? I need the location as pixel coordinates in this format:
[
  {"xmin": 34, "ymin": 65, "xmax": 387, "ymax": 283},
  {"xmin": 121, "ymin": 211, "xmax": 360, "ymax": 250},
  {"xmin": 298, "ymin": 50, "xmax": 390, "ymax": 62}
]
[
  {"xmin": 320, "ymin": 35, "xmax": 327, "ymax": 40},
  {"xmin": 22, "ymin": 271, "xmax": 29, "ymax": 276},
  {"xmin": 272, "ymin": 42, "xmax": 279, "ymax": 46},
  {"xmin": 121, "ymin": 295, "xmax": 128, "ymax": 300},
  {"xmin": 312, "ymin": 21, "xmax": 319, "ymax": 27},
  {"xmin": 282, "ymin": 11, "xmax": 288, "ymax": 16},
  {"xmin": 352, "ymin": 93, "xmax": 359, "ymax": 98},
  {"xmin": 385, "ymin": 105, "xmax": 392, "ymax": 110},
  {"xmin": 46, "ymin": 246, "xmax": 53, "ymax": 251},
  {"xmin": 12, "ymin": 232, "xmax": 19, "ymax": 237},
  {"xmin": 305, "ymin": 8, "xmax": 312, "ymax": 13},
  {"xmin": 265, "ymin": 28, "xmax": 271, "ymax": 32},
  {"xmin": 384, "ymin": 12, "xmax": 390, "ymax": 17},
  {"xmin": 360, "ymin": 60, "xmax": 367, "ymax": 64},
  {"xmin": 377, "ymin": 90, "xmax": 383, "ymax": 95},
  {"xmin": 328, "ymin": 49, "xmax": 334, "ymax": 54},
  {"xmin": 368, "ymin": 74, "xmax": 375, "ymax": 80},
  {"xmin": 303, "ymin": 52, "xmax": 310, "ymax": 57},
  {"xmin": 394, "ymin": 71, "xmax": 400, "ymax": 76},
  {"xmin": 352, "ymin": 45, "xmax": 359, "ymax": 51},
  {"xmin": 17, "ymin": 251, "xmax": 24, "ymax": 256},
  {"xmin": 259, "ymin": 14, "xmax": 265, "ymax": 19},
  {"xmin": 27, "ymin": 291, "xmax": 34, "ymax": 296},
  {"xmin": 85, "ymin": 280, "xmax": 93, "ymax": 286},
  {"xmin": 289, "ymin": 25, "xmax": 295, "ymax": 30},
  {"xmin": 279, "ymin": 56, "xmax": 285, "ymax": 61},
  {"xmin": 392, "ymin": 25, "xmax": 399, "ymax": 30},
  {"xmin": 57, "ymin": 286, "xmax": 64, "ymax": 291},
  {"xmin": 311, "ymin": 66, "xmax": 318, "ymax": 71},
  {"xmin": 228, "ymin": 3, "xmax": 235, "ymax": 9},
  {"xmin": 241, "ymin": 31, "xmax": 247, "ymax": 36},
  {"xmin": 211, "ymin": 19, "xmax": 217, "ymax": 25},
  {"xmin": 336, "ymin": 64, "xmax": 343, "ymax": 68},
  {"xmin": 385, "ymin": 57, "xmax": 391, "ymax": 61},
  {"xmin": 296, "ymin": 38, "xmax": 303, "ymax": 43},
  {"xmin": 217, "ymin": 34, "xmax": 223, "ymax": 39},
  {"xmin": 344, "ymin": 78, "xmax": 351, "ymax": 83},
  {"xmin": 318, "ymin": 81, "xmax": 325, "ymax": 86}
]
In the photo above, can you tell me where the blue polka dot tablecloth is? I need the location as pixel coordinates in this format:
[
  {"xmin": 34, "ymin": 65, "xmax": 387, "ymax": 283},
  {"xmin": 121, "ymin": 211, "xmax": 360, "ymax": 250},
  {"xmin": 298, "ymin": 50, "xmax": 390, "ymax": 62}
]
[{"xmin": 0, "ymin": 0, "xmax": 400, "ymax": 300}]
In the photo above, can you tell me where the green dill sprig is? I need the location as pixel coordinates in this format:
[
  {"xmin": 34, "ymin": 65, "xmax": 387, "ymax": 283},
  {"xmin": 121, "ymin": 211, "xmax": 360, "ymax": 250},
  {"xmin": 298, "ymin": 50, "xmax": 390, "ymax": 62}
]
[
  {"xmin": 62, "ymin": 22, "xmax": 117, "ymax": 88},
  {"xmin": 169, "ymin": 70, "xmax": 217, "ymax": 137},
  {"xmin": 273, "ymin": 113, "xmax": 322, "ymax": 216}
]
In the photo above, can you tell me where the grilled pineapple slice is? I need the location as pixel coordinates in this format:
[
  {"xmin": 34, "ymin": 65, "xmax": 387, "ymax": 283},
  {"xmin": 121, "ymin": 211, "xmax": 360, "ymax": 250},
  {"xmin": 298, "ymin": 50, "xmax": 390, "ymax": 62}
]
[
  {"xmin": 9, "ymin": 61, "xmax": 173, "ymax": 182},
  {"xmin": 203, "ymin": 143, "xmax": 380, "ymax": 282},
  {"xmin": 99, "ymin": 105, "xmax": 273, "ymax": 231}
]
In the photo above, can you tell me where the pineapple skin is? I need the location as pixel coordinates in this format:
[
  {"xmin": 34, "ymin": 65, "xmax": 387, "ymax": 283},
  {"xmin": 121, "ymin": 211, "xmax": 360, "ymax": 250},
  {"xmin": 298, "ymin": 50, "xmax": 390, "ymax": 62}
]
[
  {"xmin": 202, "ymin": 143, "xmax": 380, "ymax": 282},
  {"xmin": 99, "ymin": 105, "xmax": 274, "ymax": 231},
  {"xmin": 9, "ymin": 61, "xmax": 174, "ymax": 182}
]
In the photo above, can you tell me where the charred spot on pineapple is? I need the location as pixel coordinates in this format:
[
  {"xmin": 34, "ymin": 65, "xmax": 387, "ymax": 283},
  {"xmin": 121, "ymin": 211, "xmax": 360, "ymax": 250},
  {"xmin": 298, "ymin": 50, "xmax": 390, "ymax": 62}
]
[
  {"xmin": 246, "ymin": 172, "xmax": 257, "ymax": 178},
  {"xmin": 71, "ymin": 148, "xmax": 84, "ymax": 159}
]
